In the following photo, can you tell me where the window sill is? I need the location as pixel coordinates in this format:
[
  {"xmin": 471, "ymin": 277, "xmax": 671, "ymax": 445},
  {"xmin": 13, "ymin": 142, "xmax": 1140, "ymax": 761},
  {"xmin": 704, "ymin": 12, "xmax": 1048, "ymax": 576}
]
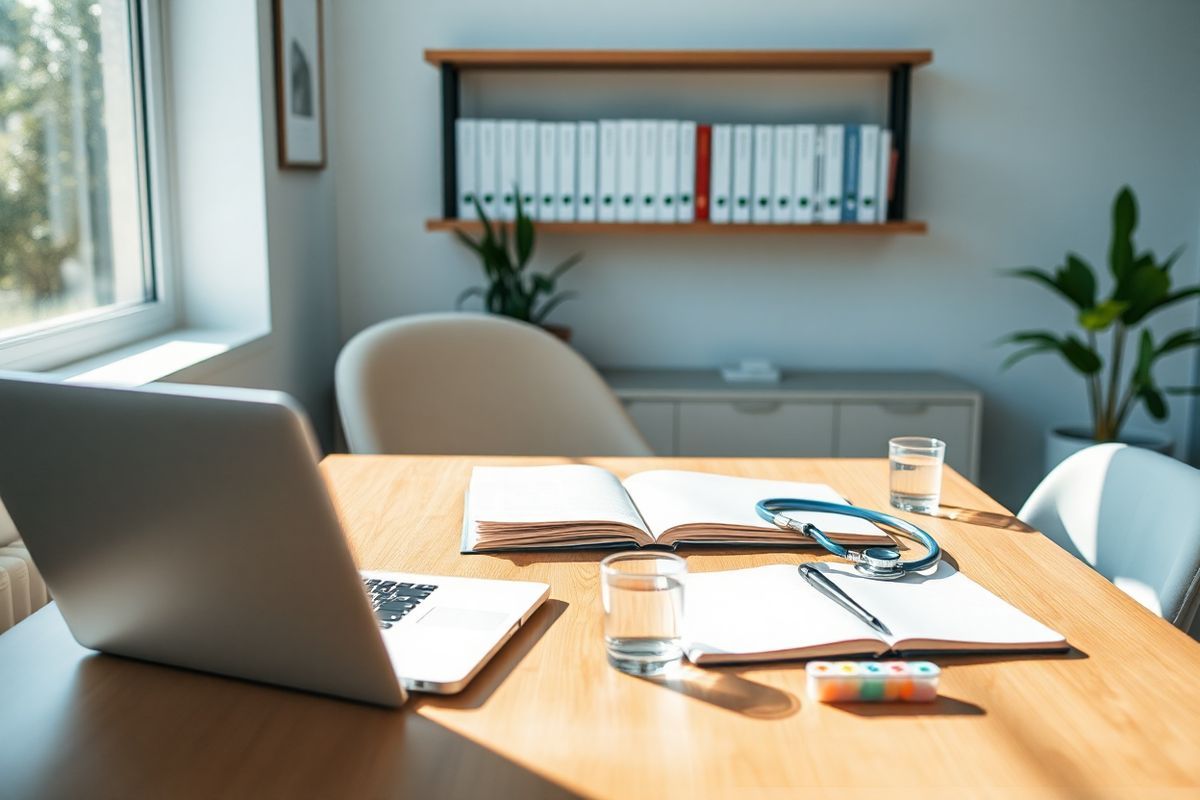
[{"xmin": 52, "ymin": 327, "xmax": 269, "ymax": 386}]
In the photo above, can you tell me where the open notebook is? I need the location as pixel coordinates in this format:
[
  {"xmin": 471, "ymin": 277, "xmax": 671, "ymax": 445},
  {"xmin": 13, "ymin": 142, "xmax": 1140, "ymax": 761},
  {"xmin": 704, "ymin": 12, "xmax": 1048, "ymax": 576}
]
[
  {"xmin": 684, "ymin": 561, "xmax": 1068, "ymax": 663},
  {"xmin": 461, "ymin": 466, "xmax": 895, "ymax": 553}
]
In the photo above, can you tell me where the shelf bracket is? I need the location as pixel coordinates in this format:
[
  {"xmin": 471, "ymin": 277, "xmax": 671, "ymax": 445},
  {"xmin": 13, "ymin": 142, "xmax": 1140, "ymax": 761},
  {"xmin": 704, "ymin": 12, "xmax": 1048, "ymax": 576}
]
[
  {"xmin": 886, "ymin": 64, "xmax": 912, "ymax": 221},
  {"xmin": 440, "ymin": 64, "xmax": 460, "ymax": 220}
]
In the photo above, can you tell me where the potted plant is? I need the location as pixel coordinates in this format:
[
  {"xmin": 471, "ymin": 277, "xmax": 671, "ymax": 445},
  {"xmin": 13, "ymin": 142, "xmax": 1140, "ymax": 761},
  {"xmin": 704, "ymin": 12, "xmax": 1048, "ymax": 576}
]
[
  {"xmin": 453, "ymin": 194, "xmax": 582, "ymax": 342},
  {"xmin": 1001, "ymin": 186, "xmax": 1200, "ymax": 470}
]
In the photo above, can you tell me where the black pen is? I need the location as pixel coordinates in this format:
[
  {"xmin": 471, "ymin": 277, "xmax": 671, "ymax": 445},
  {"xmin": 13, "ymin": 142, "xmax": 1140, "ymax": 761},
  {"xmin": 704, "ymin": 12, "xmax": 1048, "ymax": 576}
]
[{"xmin": 798, "ymin": 564, "xmax": 892, "ymax": 636}]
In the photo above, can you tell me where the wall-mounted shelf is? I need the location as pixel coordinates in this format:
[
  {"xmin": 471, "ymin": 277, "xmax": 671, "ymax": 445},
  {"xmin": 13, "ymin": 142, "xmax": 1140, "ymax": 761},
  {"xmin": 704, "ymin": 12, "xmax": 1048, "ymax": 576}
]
[
  {"xmin": 424, "ymin": 49, "xmax": 933, "ymax": 72},
  {"xmin": 426, "ymin": 48, "xmax": 931, "ymax": 231},
  {"xmin": 426, "ymin": 219, "xmax": 927, "ymax": 236}
]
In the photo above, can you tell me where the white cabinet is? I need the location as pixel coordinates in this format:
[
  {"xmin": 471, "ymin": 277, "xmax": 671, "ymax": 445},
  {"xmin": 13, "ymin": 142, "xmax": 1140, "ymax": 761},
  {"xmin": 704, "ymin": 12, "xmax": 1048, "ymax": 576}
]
[
  {"xmin": 678, "ymin": 401, "xmax": 835, "ymax": 457},
  {"xmin": 624, "ymin": 401, "xmax": 675, "ymax": 456},
  {"xmin": 836, "ymin": 401, "xmax": 974, "ymax": 477},
  {"xmin": 604, "ymin": 370, "xmax": 983, "ymax": 481}
]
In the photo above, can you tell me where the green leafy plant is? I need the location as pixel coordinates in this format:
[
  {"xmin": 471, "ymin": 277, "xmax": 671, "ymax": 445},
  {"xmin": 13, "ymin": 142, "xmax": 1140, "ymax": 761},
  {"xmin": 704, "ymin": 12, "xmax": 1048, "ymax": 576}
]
[
  {"xmin": 1002, "ymin": 186, "xmax": 1200, "ymax": 442},
  {"xmin": 454, "ymin": 193, "xmax": 582, "ymax": 325}
]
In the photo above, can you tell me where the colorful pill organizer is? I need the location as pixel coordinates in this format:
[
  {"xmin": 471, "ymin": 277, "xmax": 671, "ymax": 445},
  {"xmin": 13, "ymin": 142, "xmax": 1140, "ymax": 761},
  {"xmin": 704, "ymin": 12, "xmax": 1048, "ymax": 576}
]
[{"xmin": 806, "ymin": 660, "xmax": 941, "ymax": 703}]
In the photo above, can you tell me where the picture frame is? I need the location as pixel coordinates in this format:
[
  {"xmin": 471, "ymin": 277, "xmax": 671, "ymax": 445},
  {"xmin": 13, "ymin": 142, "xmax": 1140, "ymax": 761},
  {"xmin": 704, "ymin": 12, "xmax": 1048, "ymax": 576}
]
[{"xmin": 274, "ymin": 0, "xmax": 326, "ymax": 169}]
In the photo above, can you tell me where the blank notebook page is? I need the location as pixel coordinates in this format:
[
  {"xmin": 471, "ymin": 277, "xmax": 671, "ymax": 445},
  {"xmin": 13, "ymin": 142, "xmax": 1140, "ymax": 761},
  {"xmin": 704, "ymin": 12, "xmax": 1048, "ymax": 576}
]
[
  {"xmin": 622, "ymin": 470, "xmax": 883, "ymax": 538},
  {"xmin": 468, "ymin": 464, "xmax": 647, "ymax": 530}
]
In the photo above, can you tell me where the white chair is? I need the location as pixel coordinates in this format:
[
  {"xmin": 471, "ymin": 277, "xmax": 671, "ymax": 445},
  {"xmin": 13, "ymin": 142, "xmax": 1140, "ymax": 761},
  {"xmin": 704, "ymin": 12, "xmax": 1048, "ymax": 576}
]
[
  {"xmin": 1018, "ymin": 443, "xmax": 1200, "ymax": 630},
  {"xmin": 335, "ymin": 313, "xmax": 652, "ymax": 457},
  {"xmin": 0, "ymin": 498, "xmax": 49, "ymax": 634}
]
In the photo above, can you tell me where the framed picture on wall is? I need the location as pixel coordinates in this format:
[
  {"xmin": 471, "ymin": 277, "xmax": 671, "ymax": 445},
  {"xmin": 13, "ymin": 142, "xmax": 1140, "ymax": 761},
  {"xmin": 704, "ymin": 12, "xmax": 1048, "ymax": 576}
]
[{"xmin": 274, "ymin": 0, "xmax": 326, "ymax": 169}]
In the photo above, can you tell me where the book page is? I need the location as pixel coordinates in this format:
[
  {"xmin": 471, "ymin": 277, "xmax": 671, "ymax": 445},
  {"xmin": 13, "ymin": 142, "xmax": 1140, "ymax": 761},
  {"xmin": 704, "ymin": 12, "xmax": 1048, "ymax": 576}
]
[
  {"xmin": 813, "ymin": 561, "xmax": 1067, "ymax": 651},
  {"xmin": 621, "ymin": 470, "xmax": 885, "ymax": 540},
  {"xmin": 684, "ymin": 564, "xmax": 885, "ymax": 663},
  {"xmin": 468, "ymin": 465, "xmax": 648, "ymax": 530}
]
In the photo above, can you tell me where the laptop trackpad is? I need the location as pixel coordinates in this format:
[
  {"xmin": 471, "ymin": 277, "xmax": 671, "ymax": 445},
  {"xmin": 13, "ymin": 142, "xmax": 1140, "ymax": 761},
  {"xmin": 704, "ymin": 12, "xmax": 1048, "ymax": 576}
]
[{"xmin": 419, "ymin": 606, "xmax": 508, "ymax": 632}]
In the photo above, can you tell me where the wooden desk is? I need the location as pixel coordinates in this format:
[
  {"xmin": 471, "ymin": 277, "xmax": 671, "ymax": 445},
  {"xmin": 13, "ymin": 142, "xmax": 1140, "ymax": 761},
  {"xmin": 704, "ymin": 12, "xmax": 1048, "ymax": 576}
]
[{"xmin": 2, "ymin": 457, "xmax": 1199, "ymax": 798}]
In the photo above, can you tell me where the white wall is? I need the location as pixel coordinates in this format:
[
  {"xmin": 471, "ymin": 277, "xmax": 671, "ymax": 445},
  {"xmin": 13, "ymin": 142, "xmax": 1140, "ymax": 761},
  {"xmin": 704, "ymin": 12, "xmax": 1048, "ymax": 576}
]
[
  {"xmin": 171, "ymin": 0, "xmax": 340, "ymax": 450},
  {"xmin": 330, "ymin": 0, "xmax": 1200, "ymax": 507}
]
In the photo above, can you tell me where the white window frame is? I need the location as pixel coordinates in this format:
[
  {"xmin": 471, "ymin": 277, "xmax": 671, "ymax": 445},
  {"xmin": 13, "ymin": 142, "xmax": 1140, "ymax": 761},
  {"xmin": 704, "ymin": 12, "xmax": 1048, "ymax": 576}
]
[{"xmin": 0, "ymin": 0, "xmax": 178, "ymax": 372}]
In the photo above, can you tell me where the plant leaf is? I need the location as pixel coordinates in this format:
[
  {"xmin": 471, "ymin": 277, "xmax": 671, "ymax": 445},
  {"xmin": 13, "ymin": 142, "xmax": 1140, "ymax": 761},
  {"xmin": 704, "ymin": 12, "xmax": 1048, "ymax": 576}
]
[
  {"xmin": 1144, "ymin": 285, "xmax": 1200, "ymax": 317},
  {"xmin": 1109, "ymin": 186, "xmax": 1137, "ymax": 280},
  {"xmin": 1007, "ymin": 267, "xmax": 1089, "ymax": 311},
  {"xmin": 453, "ymin": 228, "xmax": 484, "ymax": 256},
  {"xmin": 1156, "ymin": 328, "xmax": 1200, "ymax": 357},
  {"xmin": 1078, "ymin": 299, "xmax": 1127, "ymax": 332},
  {"xmin": 515, "ymin": 209, "xmax": 535, "ymax": 268},
  {"xmin": 549, "ymin": 252, "xmax": 584, "ymax": 280},
  {"xmin": 530, "ymin": 273, "xmax": 554, "ymax": 296},
  {"xmin": 1060, "ymin": 335, "xmax": 1103, "ymax": 374},
  {"xmin": 1139, "ymin": 385, "xmax": 1168, "ymax": 420},
  {"xmin": 1118, "ymin": 264, "xmax": 1171, "ymax": 324},
  {"xmin": 1166, "ymin": 386, "xmax": 1200, "ymax": 395},
  {"xmin": 532, "ymin": 291, "xmax": 578, "ymax": 325},
  {"xmin": 1132, "ymin": 329, "xmax": 1155, "ymax": 387},
  {"xmin": 455, "ymin": 286, "xmax": 485, "ymax": 310},
  {"xmin": 1061, "ymin": 253, "xmax": 1097, "ymax": 308},
  {"xmin": 1001, "ymin": 345, "xmax": 1055, "ymax": 370},
  {"xmin": 1162, "ymin": 245, "xmax": 1184, "ymax": 273}
]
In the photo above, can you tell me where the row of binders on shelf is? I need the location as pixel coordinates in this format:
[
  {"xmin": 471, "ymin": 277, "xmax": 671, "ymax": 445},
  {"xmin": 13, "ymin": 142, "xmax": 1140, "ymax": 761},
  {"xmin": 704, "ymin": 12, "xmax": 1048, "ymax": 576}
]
[{"xmin": 454, "ymin": 119, "xmax": 897, "ymax": 225}]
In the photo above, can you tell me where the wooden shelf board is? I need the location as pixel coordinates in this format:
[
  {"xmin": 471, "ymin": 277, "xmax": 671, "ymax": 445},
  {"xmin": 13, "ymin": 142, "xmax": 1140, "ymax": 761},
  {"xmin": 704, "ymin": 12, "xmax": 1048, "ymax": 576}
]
[
  {"xmin": 424, "ymin": 49, "xmax": 933, "ymax": 72},
  {"xmin": 425, "ymin": 219, "xmax": 928, "ymax": 235}
]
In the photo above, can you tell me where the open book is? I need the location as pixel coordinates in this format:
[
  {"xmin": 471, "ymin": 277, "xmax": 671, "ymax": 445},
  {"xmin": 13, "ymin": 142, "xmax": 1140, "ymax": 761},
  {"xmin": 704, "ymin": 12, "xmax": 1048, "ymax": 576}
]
[
  {"xmin": 462, "ymin": 465, "xmax": 895, "ymax": 553},
  {"xmin": 684, "ymin": 562, "xmax": 1068, "ymax": 663}
]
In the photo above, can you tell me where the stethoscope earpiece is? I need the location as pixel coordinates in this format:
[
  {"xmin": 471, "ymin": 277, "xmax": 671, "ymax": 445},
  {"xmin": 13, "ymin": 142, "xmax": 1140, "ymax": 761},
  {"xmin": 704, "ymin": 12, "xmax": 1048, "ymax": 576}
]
[{"xmin": 755, "ymin": 498, "xmax": 941, "ymax": 579}]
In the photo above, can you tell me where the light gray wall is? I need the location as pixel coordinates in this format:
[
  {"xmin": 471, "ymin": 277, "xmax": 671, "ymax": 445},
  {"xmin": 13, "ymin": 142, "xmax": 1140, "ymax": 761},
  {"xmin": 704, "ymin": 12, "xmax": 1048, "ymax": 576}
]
[
  {"xmin": 172, "ymin": 0, "xmax": 340, "ymax": 450},
  {"xmin": 330, "ymin": 0, "xmax": 1200, "ymax": 507}
]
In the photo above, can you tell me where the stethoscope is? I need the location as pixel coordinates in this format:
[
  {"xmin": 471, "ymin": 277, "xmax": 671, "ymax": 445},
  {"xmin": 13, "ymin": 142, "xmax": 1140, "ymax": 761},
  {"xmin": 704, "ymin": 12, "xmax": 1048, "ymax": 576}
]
[{"xmin": 754, "ymin": 498, "xmax": 941, "ymax": 580}]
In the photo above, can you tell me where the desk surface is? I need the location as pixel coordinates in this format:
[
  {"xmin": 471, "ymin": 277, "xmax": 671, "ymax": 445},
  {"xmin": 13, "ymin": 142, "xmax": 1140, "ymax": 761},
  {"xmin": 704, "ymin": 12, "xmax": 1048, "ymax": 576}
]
[{"xmin": 2, "ymin": 456, "xmax": 1199, "ymax": 798}]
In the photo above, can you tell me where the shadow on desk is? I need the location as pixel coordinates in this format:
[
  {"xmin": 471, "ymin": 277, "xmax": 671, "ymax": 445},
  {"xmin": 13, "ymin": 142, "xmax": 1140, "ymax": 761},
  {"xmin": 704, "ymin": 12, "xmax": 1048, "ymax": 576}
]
[
  {"xmin": 927, "ymin": 505, "xmax": 1038, "ymax": 532},
  {"xmin": 13, "ymin": 652, "xmax": 582, "ymax": 799},
  {"xmin": 638, "ymin": 662, "xmax": 801, "ymax": 720}
]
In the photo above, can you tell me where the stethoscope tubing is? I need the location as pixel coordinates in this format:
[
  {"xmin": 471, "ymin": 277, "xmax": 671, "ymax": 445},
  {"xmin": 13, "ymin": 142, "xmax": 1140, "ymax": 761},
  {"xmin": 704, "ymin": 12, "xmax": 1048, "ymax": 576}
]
[{"xmin": 754, "ymin": 497, "xmax": 942, "ymax": 574}]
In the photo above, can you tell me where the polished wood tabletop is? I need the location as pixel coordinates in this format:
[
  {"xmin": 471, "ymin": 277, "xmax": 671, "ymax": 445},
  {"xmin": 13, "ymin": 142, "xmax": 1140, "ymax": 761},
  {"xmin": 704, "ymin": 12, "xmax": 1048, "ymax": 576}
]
[{"xmin": 2, "ymin": 456, "xmax": 1199, "ymax": 799}]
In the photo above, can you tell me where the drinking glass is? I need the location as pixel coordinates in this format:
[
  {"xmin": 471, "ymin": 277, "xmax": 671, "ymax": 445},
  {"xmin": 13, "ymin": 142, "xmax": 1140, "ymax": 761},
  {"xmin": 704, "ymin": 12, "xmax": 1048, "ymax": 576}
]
[
  {"xmin": 600, "ymin": 551, "xmax": 686, "ymax": 675},
  {"xmin": 889, "ymin": 437, "xmax": 946, "ymax": 514}
]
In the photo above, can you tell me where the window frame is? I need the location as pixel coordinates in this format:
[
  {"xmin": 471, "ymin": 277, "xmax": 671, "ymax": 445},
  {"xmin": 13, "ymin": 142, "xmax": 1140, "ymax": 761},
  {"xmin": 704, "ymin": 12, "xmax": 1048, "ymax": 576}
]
[{"xmin": 0, "ymin": 0, "xmax": 178, "ymax": 372}]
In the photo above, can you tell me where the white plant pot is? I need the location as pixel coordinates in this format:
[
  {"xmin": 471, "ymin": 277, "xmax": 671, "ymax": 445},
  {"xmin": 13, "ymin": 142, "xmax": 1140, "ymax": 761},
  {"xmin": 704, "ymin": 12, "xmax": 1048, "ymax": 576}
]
[{"xmin": 1045, "ymin": 426, "xmax": 1174, "ymax": 474}]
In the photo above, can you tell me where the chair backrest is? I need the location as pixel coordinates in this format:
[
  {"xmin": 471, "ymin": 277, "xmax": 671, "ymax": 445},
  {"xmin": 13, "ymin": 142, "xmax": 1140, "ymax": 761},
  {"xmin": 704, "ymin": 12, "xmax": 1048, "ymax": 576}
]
[
  {"xmin": 335, "ymin": 313, "xmax": 652, "ymax": 457},
  {"xmin": 1018, "ymin": 443, "xmax": 1200, "ymax": 629}
]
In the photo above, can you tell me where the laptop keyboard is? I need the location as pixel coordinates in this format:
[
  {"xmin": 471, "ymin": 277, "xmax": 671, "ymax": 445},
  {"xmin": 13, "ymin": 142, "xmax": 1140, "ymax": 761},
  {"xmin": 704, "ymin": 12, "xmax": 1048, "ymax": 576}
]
[{"xmin": 364, "ymin": 578, "xmax": 438, "ymax": 629}]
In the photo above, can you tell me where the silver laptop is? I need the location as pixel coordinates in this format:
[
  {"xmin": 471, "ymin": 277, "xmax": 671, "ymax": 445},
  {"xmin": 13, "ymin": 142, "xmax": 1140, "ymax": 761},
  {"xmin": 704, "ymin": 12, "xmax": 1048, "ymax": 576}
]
[{"xmin": 0, "ymin": 374, "xmax": 548, "ymax": 707}]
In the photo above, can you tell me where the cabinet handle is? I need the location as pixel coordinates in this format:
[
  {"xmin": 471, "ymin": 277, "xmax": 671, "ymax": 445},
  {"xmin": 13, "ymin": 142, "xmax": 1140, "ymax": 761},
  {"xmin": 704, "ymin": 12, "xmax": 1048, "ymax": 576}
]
[
  {"xmin": 731, "ymin": 401, "xmax": 782, "ymax": 415},
  {"xmin": 878, "ymin": 402, "xmax": 929, "ymax": 415}
]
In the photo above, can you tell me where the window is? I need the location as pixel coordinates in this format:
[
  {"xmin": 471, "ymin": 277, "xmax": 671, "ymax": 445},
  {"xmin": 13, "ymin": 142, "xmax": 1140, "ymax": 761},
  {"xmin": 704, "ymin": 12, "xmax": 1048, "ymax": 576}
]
[{"xmin": 0, "ymin": 0, "xmax": 168, "ymax": 368}]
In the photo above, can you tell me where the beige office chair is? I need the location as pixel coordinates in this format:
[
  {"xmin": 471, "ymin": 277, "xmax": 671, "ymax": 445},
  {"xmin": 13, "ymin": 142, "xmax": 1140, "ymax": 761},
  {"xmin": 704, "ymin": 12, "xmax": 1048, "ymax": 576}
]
[
  {"xmin": 335, "ymin": 313, "xmax": 652, "ymax": 457},
  {"xmin": 0, "ymin": 498, "xmax": 49, "ymax": 634},
  {"xmin": 1018, "ymin": 443, "xmax": 1200, "ymax": 631}
]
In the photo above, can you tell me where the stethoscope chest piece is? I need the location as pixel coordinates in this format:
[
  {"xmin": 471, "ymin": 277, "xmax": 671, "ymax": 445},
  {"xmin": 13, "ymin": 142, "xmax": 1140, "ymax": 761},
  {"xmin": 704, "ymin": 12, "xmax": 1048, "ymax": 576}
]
[{"xmin": 854, "ymin": 547, "xmax": 905, "ymax": 580}]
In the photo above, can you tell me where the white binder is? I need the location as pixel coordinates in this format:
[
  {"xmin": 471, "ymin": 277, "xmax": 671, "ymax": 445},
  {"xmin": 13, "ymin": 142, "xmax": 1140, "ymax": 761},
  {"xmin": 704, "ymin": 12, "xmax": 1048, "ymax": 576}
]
[
  {"xmin": 710, "ymin": 124, "xmax": 733, "ymax": 224},
  {"xmin": 455, "ymin": 119, "xmax": 478, "ymax": 220},
  {"xmin": 793, "ymin": 124, "xmax": 817, "ymax": 224},
  {"xmin": 497, "ymin": 120, "xmax": 518, "ymax": 221},
  {"xmin": 657, "ymin": 121, "xmax": 679, "ymax": 223},
  {"xmin": 818, "ymin": 124, "xmax": 844, "ymax": 224},
  {"xmin": 538, "ymin": 122, "xmax": 557, "ymax": 222},
  {"xmin": 577, "ymin": 122, "xmax": 598, "ymax": 222},
  {"xmin": 771, "ymin": 125, "xmax": 795, "ymax": 224},
  {"xmin": 731, "ymin": 124, "xmax": 753, "ymax": 224},
  {"xmin": 557, "ymin": 122, "xmax": 577, "ymax": 223},
  {"xmin": 617, "ymin": 120, "xmax": 639, "ymax": 222},
  {"xmin": 877, "ymin": 128, "xmax": 893, "ymax": 224},
  {"xmin": 857, "ymin": 124, "xmax": 880, "ymax": 223},
  {"xmin": 752, "ymin": 125, "xmax": 774, "ymax": 224},
  {"xmin": 598, "ymin": 121, "xmax": 619, "ymax": 222},
  {"xmin": 518, "ymin": 120, "xmax": 539, "ymax": 220},
  {"xmin": 477, "ymin": 120, "xmax": 499, "ymax": 220},
  {"xmin": 677, "ymin": 121, "xmax": 697, "ymax": 223},
  {"xmin": 637, "ymin": 120, "xmax": 659, "ymax": 222}
]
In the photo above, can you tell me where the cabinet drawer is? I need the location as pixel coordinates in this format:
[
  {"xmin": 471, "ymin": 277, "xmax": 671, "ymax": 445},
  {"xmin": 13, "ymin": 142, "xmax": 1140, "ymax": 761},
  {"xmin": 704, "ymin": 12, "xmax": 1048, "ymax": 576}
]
[
  {"xmin": 624, "ymin": 401, "xmax": 676, "ymax": 456},
  {"xmin": 836, "ymin": 401, "xmax": 975, "ymax": 478},
  {"xmin": 677, "ymin": 401, "xmax": 835, "ymax": 457}
]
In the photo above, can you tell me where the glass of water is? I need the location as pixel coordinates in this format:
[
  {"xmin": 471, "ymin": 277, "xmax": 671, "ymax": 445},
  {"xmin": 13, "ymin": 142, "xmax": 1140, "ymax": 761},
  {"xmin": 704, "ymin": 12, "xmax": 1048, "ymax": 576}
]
[
  {"xmin": 600, "ymin": 551, "xmax": 686, "ymax": 675},
  {"xmin": 889, "ymin": 437, "xmax": 946, "ymax": 514}
]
